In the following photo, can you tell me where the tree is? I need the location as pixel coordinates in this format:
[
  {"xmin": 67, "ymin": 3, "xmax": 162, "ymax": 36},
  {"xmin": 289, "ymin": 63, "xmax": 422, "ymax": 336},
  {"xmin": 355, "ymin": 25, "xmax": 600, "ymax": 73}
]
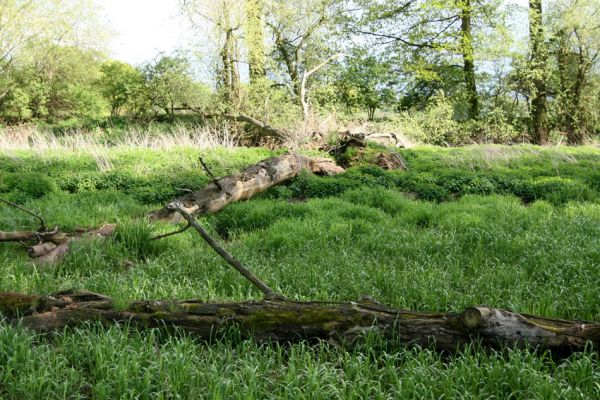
[
  {"xmin": 0, "ymin": 44, "xmax": 109, "ymax": 121},
  {"xmin": 245, "ymin": 0, "xmax": 266, "ymax": 82},
  {"xmin": 349, "ymin": 0, "xmax": 510, "ymax": 121},
  {"xmin": 528, "ymin": 0, "xmax": 549, "ymax": 144},
  {"xmin": 266, "ymin": 0, "xmax": 342, "ymax": 119},
  {"xmin": 335, "ymin": 49, "xmax": 396, "ymax": 119},
  {"xmin": 181, "ymin": 0, "xmax": 244, "ymax": 106},
  {"xmin": 550, "ymin": 0, "xmax": 600, "ymax": 144},
  {"xmin": 98, "ymin": 61, "xmax": 143, "ymax": 117},
  {"xmin": 141, "ymin": 55, "xmax": 209, "ymax": 119}
]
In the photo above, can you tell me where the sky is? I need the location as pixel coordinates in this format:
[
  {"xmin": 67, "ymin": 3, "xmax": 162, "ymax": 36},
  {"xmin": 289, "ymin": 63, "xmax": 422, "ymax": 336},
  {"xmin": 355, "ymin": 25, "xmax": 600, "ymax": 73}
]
[
  {"xmin": 98, "ymin": 0, "xmax": 530, "ymax": 67},
  {"xmin": 98, "ymin": 0, "xmax": 195, "ymax": 66}
]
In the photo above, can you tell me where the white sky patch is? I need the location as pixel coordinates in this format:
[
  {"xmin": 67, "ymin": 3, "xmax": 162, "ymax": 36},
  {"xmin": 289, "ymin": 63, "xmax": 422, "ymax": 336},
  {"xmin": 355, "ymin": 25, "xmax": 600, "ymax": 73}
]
[
  {"xmin": 97, "ymin": 0, "xmax": 194, "ymax": 66},
  {"xmin": 97, "ymin": 0, "xmax": 530, "ymax": 69}
]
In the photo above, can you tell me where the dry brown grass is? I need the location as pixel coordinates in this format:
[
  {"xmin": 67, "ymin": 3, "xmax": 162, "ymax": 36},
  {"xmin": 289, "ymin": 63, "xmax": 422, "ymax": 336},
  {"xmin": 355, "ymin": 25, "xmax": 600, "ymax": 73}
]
[{"xmin": 0, "ymin": 124, "xmax": 238, "ymax": 153}]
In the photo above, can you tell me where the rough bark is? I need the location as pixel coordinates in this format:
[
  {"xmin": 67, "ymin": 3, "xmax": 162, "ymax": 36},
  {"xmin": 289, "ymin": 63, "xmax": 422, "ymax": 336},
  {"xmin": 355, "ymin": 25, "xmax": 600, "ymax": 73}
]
[
  {"xmin": 149, "ymin": 153, "xmax": 344, "ymax": 222},
  {"xmin": 1, "ymin": 289, "xmax": 598, "ymax": 355},
  {"xmin": 459, "ymin": 0, "xmax": 479, "ymax": 120},
  {"xmin": 529, "ymin": 0, "xmax": 549, "ymax": 145}
]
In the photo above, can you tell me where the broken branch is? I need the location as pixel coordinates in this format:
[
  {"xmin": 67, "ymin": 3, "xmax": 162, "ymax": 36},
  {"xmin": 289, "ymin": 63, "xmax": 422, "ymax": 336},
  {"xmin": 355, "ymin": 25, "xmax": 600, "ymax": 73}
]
[
  {"xmin": 149, "ymin": 153, "xmax": 344, "ymax": 222},
  {"xmin": 0, "ymin": 197, "xmax": 47, "ymax": 231},
  {"xmin": 171, "ymin": 204, "xmax": 285, "ymax": 300}
]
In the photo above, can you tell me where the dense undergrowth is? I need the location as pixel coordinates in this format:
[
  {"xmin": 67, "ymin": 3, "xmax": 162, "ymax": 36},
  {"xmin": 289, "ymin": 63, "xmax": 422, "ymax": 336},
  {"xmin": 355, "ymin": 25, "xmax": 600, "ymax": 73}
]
[{"xmin": 1, "ymin": 144, "xmax": 600, "ymax": 398}]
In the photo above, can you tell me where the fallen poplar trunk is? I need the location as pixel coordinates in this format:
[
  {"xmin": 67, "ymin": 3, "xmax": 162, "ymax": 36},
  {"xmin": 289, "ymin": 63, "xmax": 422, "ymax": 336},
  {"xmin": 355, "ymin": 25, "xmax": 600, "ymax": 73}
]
[
  {"xmin": 1, "ymin": 290, "xmax": 598, "ymax": 355},
  {"xmin": 149, "ymin": 153, "xmax": 344, "ymax": 221}
]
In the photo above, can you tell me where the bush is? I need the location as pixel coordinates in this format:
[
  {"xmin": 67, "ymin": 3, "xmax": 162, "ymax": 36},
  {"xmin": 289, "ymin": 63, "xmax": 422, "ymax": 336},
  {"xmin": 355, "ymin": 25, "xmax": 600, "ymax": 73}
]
[
  {"xmin": 393, "ymin": 92, "xmax": 465, "ymax": 145},
  {"xmin": 0, "ymin": 172, "xmax": 57, "ymax": 199},
  {"xmin": 521, "ymin": 177, "xmax": 597, "ymax": 205}
]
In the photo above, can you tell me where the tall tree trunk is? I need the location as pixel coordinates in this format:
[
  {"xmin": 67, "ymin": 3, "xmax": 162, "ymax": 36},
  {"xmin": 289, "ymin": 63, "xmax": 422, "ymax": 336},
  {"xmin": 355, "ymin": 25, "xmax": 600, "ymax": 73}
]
[
  {"xmin": 459, "ymin": 0, "xmax": 479, "ymax": 120},
  {"xmin": 529, "ymin": 0, "xmax": 549, "ymax": 145},
  {"xmin": 245, "ymin": 0, "xmax": 266, "ymax": 83},
  {"xmin": 219, "ymin": 4, "xmax": 240, "ymax": 106}
]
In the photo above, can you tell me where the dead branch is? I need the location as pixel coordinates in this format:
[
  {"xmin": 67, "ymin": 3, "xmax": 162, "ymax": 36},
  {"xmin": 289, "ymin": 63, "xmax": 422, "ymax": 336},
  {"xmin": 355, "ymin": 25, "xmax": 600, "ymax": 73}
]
[
  {"xmin": 1, "ymin": 289, "xmax": 598, "ymax": 355},
  {"xmin": 0, "ymin": 197, "xmax": 47, "ymax": 231},
  {"xmin": 0, "ymin": 224, "xmax": 116, "ymax": 265},
  {"xmin": 170, "ymin": 204, "xmax": 285, "ymax": 300},
  {"xmin": 174, "ymin": 107, "xmax": 286, "ymax": 140},
  {"xmin": 199, "ymin": 157, "xmax": 225, "ymax": 193},
  {"xmin": 149, "ymin": 152, "xmax": 344, "ymax": 222}
]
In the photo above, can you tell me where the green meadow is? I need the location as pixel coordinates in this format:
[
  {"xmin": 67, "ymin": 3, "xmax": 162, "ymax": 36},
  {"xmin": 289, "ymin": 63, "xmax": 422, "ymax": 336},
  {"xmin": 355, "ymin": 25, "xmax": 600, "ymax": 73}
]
[{"xmin": 1, "ymin": 144, "xmax": 600, "ymax": 399}]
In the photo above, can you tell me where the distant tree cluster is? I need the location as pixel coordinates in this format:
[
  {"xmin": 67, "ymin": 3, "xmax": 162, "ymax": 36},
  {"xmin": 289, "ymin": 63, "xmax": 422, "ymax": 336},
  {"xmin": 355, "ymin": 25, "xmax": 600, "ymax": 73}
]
[{"xmin": 0, "ymin": 0, "xmax": 599, "ymax": 144}]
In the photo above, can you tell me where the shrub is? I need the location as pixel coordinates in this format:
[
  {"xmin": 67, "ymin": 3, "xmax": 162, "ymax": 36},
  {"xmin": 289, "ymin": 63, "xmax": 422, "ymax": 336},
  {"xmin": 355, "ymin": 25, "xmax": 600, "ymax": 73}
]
[
  {"xmin": 521, "ymin": 177, "xmax": 597, "ymax": 205},
  {"xmin": 0, "ymin": 172, "xmax": 57, "ymax": 199}
]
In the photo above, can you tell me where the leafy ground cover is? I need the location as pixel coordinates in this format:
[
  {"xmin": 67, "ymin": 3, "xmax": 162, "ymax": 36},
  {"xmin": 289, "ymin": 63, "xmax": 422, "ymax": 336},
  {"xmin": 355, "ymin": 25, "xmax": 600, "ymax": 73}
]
[{"xmin": 1, "ymin": 144, "xmax": 600, "ymax": 399}]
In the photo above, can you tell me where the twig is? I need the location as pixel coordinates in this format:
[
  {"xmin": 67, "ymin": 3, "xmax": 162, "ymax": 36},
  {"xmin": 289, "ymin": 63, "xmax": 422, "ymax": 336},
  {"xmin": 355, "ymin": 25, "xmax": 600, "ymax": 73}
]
[
  {"xmin": 171, "ymin": 203, "xmax": 286, "ymax": 301},
  {"xmin": 150, "ymin": 224, "xmax": 191, "ymax": 241},
  {"xmin": 0, "ymin": 197, "xmax": 46, "ymax": 232},
  {"xmin": 175, "ymin": 188, "xmax": 194, "ymax": 194},
  {"xmin": 199, "ymin": 157, "xmax": 224, "ymax": 193}
]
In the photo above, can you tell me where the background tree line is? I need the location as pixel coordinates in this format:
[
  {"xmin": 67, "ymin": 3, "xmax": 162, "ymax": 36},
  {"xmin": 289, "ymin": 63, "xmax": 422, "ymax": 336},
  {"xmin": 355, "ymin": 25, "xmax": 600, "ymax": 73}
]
[{"xmin": 0, "ymin": 0, "xmax": 599, "ymax": 145}]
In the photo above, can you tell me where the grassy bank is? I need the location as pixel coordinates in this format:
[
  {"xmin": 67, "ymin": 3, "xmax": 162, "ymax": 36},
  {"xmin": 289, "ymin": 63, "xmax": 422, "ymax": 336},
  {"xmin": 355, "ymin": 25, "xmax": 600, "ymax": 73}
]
[{"xmin": 1, "ymin": 144, "xmax": 600, "ymax": 398}]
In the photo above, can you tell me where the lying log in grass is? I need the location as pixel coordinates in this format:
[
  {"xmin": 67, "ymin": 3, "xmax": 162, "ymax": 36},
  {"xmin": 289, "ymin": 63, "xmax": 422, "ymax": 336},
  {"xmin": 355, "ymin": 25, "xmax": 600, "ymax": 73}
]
[
  {"xmin": 1, "ymin": 289, "xmax": 598, "ymax": 355},
  {"xmin": 149, "ymin": 152, "xmax": 344, "ymax": 222}
]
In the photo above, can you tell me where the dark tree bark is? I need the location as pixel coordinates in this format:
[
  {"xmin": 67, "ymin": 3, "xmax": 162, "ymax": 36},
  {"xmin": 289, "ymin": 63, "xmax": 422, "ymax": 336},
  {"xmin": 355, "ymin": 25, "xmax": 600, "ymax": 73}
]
[
  {"xmin": 529, "ymin": 0, "xmax": 549, "ymax": 145},
  {"xmin": 1, "ymin": 290, "xmax": 599, "ymax": 355},
  {"xmin": 459, "ymin": 0, "xmax": 479, "ymax": 120}
]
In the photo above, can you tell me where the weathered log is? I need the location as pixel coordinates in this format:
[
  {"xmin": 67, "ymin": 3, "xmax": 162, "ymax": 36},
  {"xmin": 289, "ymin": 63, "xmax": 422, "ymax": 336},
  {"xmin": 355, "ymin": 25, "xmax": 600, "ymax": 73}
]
[
  {"xmin": 0, "ymin": 224, "xmax": 116, "ymax": 265},
  {"xmin": 149, "ymin": 153, "xmax": 344, "ymax": 221},
  {"xmin": 1, "ymin": 290, "xmax": 598, "ymax": 355}
]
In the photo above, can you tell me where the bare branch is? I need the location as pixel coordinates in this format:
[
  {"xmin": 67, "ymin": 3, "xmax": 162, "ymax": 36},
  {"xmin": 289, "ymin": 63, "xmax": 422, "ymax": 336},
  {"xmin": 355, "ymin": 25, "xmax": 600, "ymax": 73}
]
[
  {"xmin": 150, "ymin": 224, "xmax": 191, "ymax": 241},
  {"xmin": 171, "ymin": 204, "xmax": 286, "ymax": 300},
  {"xmin": 199, "ymin": 157, "xmax": 224, "ymax": 192},
  {"xmin": 0, "ymin": 197, "xmax": 46, "ymax": 231}
]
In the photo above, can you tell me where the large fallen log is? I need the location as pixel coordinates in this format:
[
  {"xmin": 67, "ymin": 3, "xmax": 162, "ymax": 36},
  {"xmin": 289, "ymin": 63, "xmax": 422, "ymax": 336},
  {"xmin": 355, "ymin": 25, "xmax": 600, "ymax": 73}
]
[
  {"xmin": 1, "ymin": 289, "xmax": 598, "ymax": 355},
  {"xmin": 149, "ymin": 152, "xmax": 344, "ymax": 221}
]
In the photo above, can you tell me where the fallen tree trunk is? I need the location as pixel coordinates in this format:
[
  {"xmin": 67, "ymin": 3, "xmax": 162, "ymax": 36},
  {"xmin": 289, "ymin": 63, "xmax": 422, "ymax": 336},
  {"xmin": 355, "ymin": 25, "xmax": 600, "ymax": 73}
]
[
  {"xmin": 203, "ymin": 113, "xmax": 286, "ymax": 141},
  {"xmin": 149, "ymin": 153, "xmax": 344, "ymax": 221},
  {"xmin": 1, "ymin": 289, "xmax": 598, "ymax": 355}
]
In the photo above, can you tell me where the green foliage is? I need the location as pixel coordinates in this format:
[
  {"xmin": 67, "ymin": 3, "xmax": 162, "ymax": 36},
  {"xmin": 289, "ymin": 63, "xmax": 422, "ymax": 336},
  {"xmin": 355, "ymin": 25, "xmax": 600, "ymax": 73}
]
[
  {"xmin": 1, "ymin": 145, "xmax": 600, "ymax": 397},
  {"xmin": 140, "ymin": 55, "xmax": 212, "ymax": 119},
  {"xmin": 388, "ymin": 92, "xmax": 464, "ymax": 145},
  {"xmin": 334, "ymin": 49, "xmax": 397, "ymax": 119},
  {"xmin": 97, "ymin": 61, "xmax": 144, "ymax": 117}
]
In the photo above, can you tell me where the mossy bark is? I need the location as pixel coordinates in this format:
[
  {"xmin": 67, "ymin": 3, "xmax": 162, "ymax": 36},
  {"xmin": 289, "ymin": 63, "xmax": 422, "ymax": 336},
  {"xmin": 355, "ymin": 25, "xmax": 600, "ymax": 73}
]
[{"xmin": 2, "ymin": 290, "xmax": 598, "ymax": 355}]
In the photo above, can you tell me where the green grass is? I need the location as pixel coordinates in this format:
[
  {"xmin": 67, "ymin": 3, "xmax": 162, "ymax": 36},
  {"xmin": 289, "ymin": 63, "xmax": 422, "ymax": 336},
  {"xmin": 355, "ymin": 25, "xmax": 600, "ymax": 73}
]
[{"xmin": 1, "ymin": 144, "xmax": 600, "ymax": 398}]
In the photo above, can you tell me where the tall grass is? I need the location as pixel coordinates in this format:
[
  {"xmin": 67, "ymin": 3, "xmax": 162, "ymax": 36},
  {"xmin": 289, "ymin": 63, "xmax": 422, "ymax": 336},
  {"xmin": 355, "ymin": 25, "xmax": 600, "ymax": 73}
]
[
  {"xmin": 1, "ymin": 144, "xmax": 600, "ymax": 398},
  {"xmin": 0, "ymin": 123, "xmax": 237, "ymax": 152}
]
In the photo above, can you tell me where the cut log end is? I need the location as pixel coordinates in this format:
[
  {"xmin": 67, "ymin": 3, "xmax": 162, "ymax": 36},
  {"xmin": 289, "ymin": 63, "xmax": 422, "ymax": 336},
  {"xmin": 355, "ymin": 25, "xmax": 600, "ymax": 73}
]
[{"xmin": 461, "ymin": 307, "xmax": 485, "ymax": 329}]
